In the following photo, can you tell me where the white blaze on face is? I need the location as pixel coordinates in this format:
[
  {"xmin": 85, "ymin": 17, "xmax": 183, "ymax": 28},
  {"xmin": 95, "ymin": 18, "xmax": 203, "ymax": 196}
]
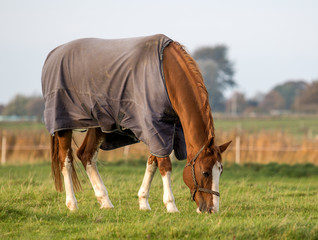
[{"xmin": 212, "ymin": 161, "xmax": 222, "ymax": 213}]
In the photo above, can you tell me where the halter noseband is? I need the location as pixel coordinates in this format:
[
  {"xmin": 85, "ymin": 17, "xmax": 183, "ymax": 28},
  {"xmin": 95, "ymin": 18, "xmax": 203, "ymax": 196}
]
[{"xmin": 184, "ymin": 145, "xmax": 220, "ymax": 201}]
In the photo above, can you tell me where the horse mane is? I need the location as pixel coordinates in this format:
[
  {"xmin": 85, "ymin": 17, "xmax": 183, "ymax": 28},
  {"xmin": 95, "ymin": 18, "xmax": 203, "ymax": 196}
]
[
  {"xmin": 172, "ymin": 41, "xmax": 216, "ymax": 139},
  {"xmin": 172, "ymin": 42, "xmax": 208, "ymax": 94}
]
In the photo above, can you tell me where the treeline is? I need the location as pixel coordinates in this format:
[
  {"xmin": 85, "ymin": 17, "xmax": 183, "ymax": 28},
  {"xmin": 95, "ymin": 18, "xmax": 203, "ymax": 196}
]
[
  {"xmin": 0, "ymin": 94, "xmax": 44, "ymax": 121},
  {"xmin": 226, "ymin": 80, "xmax": 318, "ymax": 115},
  {"xmin": 193, "ymin": 45, "xmax": 318, "ymax": 115}
]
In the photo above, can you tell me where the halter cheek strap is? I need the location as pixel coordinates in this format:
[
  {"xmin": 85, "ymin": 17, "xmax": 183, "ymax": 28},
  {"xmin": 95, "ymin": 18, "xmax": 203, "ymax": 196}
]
[{"xmin": 184, "ymin": 145, "xmax": 220, "ymax": 201}]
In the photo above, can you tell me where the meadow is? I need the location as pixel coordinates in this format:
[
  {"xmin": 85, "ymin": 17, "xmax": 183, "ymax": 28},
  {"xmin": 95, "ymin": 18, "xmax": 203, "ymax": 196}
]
[
  {"xmin": 214, "ymin": 115, "xmax": 318, "ymax": 137},
  {"xmin": 0, "ymin": 116, "xmax": 318, "ymax": 239},
  {"xmin": 1, "ymin": 160, "xmax": 318, "ymax": 239}
]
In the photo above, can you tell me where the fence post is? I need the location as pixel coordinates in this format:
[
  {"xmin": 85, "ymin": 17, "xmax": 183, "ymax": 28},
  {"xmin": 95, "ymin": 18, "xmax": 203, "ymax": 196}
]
[
  {"xmin": 235, "ymin": 135, "xmax": 240, "ymax": 164},
  {"xmin": 1, "ymin": 130, "xmax": 7, "ymax": 165}
]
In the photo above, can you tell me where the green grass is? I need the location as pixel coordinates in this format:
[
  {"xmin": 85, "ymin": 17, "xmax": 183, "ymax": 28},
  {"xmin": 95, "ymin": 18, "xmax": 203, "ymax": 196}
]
[
  {"xmin": 1, "ymin": 160, "xmax": 318, "ymax": 239},
  {"xmin": 214, "ymin": 116, "xmax": 318, "ymax": 136},
  {"xmin": 0, "ymin": 122, "xmax": 46, "ymax": 132}
]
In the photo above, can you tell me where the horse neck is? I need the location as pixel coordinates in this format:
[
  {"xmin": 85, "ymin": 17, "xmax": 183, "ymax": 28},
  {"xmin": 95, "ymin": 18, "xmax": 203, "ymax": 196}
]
[{"xmin": 163, "ymin": 42, "xmax": 215, "ymax": 158}]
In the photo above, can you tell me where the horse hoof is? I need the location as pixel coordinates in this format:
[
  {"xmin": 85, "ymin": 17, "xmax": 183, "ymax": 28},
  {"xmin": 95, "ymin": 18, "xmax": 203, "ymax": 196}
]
[
  {"xmin": 165, "ymin": 202, "xmax": 179, "ymax": 213},
  {"xmin": 139, "ymin": 197, "xmax": 151, "ymax": 211},
  {"xmin": 97, "ymin": 196, "xmax": 114, "ymax": 209},
  {"xmin": 166, "ymin": 205, "xmax": 179, "ymax": 213},
  {"xmin": 100, "ymin": 206, "xmax": 114, "ymax": 210},
  {"xmin": 100, "ymin": 202, "xmax": 114, "ymax": 209},
  {"xmin": 139, "ymin": 206, "xmax": 151, "ymax": 211},
  {"xmin": 66, "ymin": 202, "xmax": 78, "ymax": 211},
  {"xmin": 167, "ymin": 208, "xmax": 179, "ymax": 213}
]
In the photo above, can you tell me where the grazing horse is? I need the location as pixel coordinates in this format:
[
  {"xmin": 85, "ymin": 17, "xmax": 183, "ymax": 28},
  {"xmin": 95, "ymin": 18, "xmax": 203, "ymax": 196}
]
[{"xmin": 42, "ymin": 34, "xmax": 231, "ymax": 213}]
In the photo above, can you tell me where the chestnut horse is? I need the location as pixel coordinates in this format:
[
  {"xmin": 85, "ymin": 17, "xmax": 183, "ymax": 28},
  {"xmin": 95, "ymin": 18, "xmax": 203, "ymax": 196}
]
[{"xmin": 45, "ymin": 38, "xmax": 231, "ymax": 213}]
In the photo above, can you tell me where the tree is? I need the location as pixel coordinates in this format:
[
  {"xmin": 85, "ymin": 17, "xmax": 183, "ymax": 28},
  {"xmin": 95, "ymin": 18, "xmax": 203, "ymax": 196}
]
[
  {"xmin": 259, "ymin": 90, "xmax": 285, "ymax": 112},
  {"xmin": 2, "ymin": 94, "xmax": 44, "ymax": 120},
  {"xmin": 196, "ymin": 59, "xmax": 225, "ymax": 111},
  {"xmin": 0, "ymin": 104, "xmax": 4, "ymax": 115},
  {"xmin": 193, "ymin": 45, "xmax": 235, "ymax": 111},
  {"xmin": 294, "ymin": 80, "xmax": 318, "ymax": 113},
  {"xmin": 25, "ymin": 97, "xmax": 45, "ymax": 120},
  {"xmin": 2, "ymin": 94, "xmax": 29, "ymax": 116},
  {"xmin": 272, "ymin": 80, "xmax": 307, "ymax": 110}
]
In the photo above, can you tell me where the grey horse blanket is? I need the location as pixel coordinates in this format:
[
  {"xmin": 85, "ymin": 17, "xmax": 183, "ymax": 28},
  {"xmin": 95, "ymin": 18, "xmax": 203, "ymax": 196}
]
[{"xmin": 42, "ymin": 34, "xmax": 186, "ymax": 159}]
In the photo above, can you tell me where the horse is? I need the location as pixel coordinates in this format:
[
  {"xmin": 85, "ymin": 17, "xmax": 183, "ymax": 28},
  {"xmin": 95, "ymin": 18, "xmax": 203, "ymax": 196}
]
[{"xmin": 42, "ymin": 34, "xmax": 231, "ymax": 213}]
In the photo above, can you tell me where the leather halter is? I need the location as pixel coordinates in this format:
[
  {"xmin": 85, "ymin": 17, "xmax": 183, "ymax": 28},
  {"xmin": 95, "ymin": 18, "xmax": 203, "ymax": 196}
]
[{"xmin": 184, "ymin": 145, "xmax": 220, "ymax": 201}]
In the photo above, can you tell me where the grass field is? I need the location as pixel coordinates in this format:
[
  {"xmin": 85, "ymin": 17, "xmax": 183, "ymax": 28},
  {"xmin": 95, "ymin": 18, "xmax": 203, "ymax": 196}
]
[
  {"xmin": 214, "ymin": 115, "xmax": 318, "ymax": 137},
  {"xmin": 1, "ymin": 160, "xmax": 318, "ymax": 239}
]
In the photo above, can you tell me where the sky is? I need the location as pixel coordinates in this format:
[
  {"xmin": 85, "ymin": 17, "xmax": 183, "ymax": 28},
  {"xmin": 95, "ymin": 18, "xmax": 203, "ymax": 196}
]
[{"xmin": 0, "ymin": 0, "xmax": 317, "ymax": 104}]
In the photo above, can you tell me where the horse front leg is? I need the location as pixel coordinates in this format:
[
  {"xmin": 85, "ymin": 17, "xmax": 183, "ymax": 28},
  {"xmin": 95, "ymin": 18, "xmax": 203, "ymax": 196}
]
[
  {"xmin": 157, "ymin": 156, "xmax": 179, "ymax": 213},
  {"xmin": 77, "ymin": 128, "xmax": 113, "ymax": 209},
  {"xmin": 138, "ymin": 155, "xmax": 157, "ymax": 210}
]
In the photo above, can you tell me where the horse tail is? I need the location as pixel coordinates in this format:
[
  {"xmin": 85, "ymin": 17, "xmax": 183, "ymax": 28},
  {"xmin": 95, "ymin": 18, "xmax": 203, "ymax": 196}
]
[
  {"xmin": 51, "ymin": 134, "xmax": 82, "ymax": 192},
  {"xmin": 51, "ymin": 134, "xmax": 63, "ymax": 192}
]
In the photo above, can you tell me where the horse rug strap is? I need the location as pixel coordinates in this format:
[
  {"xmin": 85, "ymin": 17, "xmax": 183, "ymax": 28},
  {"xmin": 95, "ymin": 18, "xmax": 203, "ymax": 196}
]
[{"xmin": 41, "ymin": 34, "xmax": 187, "ymax": 160}]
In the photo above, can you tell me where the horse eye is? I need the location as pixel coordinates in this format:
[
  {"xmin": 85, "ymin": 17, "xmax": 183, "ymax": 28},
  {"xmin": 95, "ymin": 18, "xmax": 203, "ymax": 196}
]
[{"xmin": 202, "ymin": 171, "xmax": 210, "ymax": 178}]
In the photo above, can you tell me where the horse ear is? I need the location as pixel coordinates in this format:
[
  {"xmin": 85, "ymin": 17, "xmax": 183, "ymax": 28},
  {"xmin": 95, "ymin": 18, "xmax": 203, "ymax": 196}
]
[
  {"xmin": 208, "ymin": 137, "xmax": 214, "ymax": 149},
  {"xmin": 219, "ymin": 141, "xmax": 232, "ymax": 153}
]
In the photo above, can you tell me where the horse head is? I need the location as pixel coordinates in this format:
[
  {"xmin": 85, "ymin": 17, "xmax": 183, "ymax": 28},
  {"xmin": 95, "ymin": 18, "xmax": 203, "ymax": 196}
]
[{"xmin": 183, "ymin": 140, "xmax": 231, "ymax": 213}]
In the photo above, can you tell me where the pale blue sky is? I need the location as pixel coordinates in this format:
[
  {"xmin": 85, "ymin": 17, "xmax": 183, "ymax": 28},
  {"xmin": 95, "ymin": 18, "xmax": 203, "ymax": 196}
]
[{"xmin": 0, "ymin": 0, "xmax": 317, "ymax": 104}]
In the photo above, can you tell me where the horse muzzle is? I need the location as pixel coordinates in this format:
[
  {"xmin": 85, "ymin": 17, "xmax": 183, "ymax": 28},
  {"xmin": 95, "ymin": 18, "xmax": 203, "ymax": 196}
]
[
  {"xmin": 197, "ymin": 202, "xmax": 217, "ymax": 214},
  {"xmin": 196, "ymin": 207, "xmax": 217, "ymax": 214}
]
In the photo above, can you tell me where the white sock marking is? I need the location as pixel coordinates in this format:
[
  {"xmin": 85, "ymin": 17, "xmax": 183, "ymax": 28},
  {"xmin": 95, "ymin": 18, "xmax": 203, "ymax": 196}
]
[
  {"xmin": 138, "ymin": 161, "xmax": 157, "ymax": 210},
  {"xmin": 62, "ymin": 154, "xmax": 77, "ymax": 211},
  {"xmin": 162, "ymin": 171, "xmax": 179, "ymax": 212},
  {"xmin": 86, "ymin": 151, "xmax": 114, "ymax": 209}
]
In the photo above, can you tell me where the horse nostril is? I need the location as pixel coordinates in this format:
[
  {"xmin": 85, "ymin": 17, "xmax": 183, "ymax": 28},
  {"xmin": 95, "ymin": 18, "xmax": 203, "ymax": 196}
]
[{"xmin": 199, "ymin": 202, "xmax": 206, "ymax": 213}]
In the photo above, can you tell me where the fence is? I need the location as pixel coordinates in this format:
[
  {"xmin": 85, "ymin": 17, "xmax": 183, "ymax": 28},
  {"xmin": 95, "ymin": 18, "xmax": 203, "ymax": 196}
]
[
  {"xmin": 0, "ymin": 130, "xmax": 150, "ymax": 164},
  {"xmin": 232, "ymin": 135, "xmax": 318, "ymax": 164},
  {"xmin": 1, "ymin": 130, "xmax": 318, "ymax": 165},
  {"xmin": 1, "ymin": 130, "xmax": 6, "ymax": 165}
]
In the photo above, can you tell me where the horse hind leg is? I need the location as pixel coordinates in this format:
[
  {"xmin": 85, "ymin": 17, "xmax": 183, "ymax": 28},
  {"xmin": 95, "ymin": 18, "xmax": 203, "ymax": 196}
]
[
  {"xmin": 138, "ymin": 155, "xmax": 158, "ymax": 211},
  {"xmin": 53, "ymin": 130, "xmax": 80, "ymax": 211},
  {"xmin": 77, "ymin": 128, "xmax": 114, "ymax": 209}
]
